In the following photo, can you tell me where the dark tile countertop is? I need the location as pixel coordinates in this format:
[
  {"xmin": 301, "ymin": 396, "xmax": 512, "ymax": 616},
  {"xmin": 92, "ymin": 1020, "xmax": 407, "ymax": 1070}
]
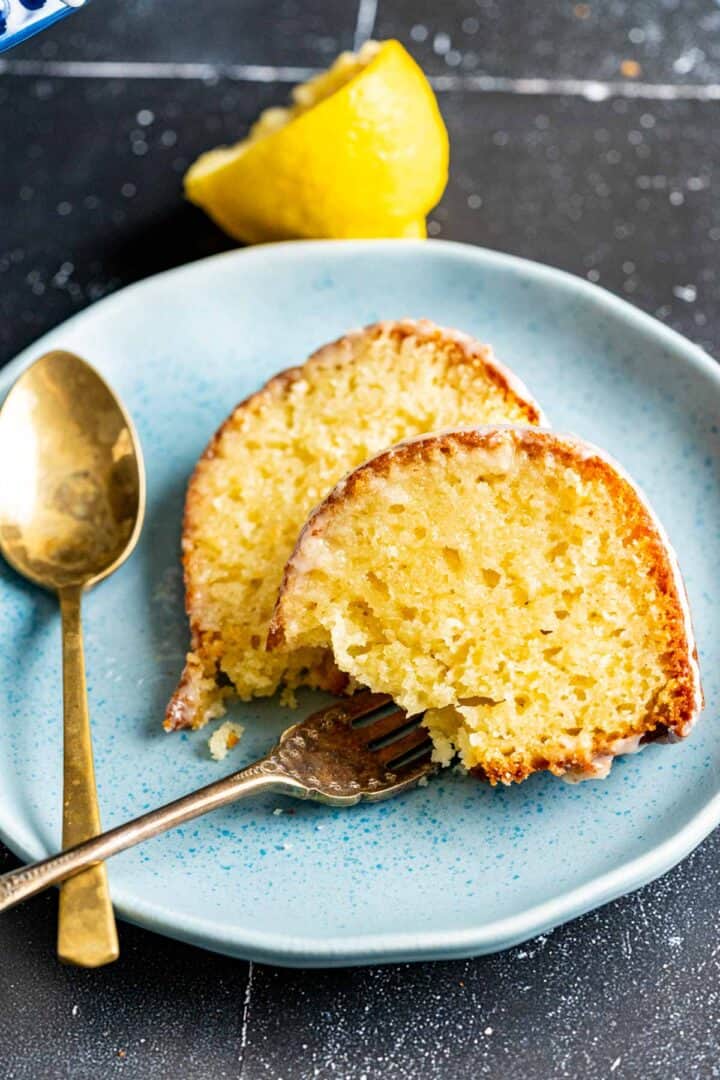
[{"xmin": 1, "ymin": 3, "xmax": 719, "ymax": 1077}]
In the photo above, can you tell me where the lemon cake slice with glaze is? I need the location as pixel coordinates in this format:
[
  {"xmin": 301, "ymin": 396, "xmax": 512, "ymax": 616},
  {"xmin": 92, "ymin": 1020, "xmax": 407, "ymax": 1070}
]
[
  {"xmin": 165, "ymin": 322, "xmax": 545, "ymax": 731},
  {"xmin": 269, "ymin": 426, "xmax": 702, "ymax": 784}
]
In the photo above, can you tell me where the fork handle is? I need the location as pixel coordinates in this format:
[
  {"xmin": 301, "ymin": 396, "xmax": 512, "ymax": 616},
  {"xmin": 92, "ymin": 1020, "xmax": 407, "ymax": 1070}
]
[{"xmin": 0, "ymin": 761, "xmax": 300, "ymax": 914}]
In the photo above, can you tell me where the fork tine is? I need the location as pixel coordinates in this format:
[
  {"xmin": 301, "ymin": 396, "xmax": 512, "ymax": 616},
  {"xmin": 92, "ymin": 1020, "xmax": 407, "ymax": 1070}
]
[
  {"xmin": 317, "ymin": 691, "xmax": 392, "ymax": 724},
  {"xmin": 362, "ymin": 749, "xmax": 436, "ymax": 802},
  {"xmin": 376, "ymin": 727, "xmax": 433, "ymax": 766},
  {"xmin": 393, "ymin": 748, "xmax": 434, "ymax": 778},
  {"xmin": 357, "ymin": 707, "xmax": 412, "ymax": 745}
]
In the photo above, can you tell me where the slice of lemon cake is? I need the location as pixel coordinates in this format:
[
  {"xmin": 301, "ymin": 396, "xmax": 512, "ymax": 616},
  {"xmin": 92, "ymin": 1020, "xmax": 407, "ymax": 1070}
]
[
  {"xmin": 165, "ymin": 321, "xmax": 544, "ymax": 731},
  {"xmin": 269, "ymin": 426, "xmax": 702, "ymax": 784}
]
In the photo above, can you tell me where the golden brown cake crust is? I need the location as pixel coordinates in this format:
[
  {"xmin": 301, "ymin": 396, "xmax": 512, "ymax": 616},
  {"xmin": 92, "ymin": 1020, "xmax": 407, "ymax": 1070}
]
[
  {"xmin": 269, "ymin": 426, "xmax": 703, "ymax": 783},
  {"xmin": 166, "ymin": 322, "xmax": 544, "ymax": 731}
]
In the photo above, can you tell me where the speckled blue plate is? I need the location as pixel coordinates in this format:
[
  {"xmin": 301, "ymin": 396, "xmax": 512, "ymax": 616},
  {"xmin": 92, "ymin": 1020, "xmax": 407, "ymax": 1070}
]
[{"xmin": 0, "ymin": 240, "xmax": 718, "ymax": 968}]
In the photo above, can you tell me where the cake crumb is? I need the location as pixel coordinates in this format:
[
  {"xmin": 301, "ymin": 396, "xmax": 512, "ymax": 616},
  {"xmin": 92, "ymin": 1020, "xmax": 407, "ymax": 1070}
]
[
  {"xmin": 428, "ymin": 731, "xmax": 455, "ymax": 767},
  {"xmin": 208, "ymin": 720, "xmax": 245, "ymax": 761},
  {"xmin": 279, "ymin": 685, "xmax": 298, "ymax": 708}
]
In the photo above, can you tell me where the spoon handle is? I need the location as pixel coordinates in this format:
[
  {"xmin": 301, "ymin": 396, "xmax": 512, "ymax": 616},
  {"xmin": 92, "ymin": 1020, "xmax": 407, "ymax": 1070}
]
[{"xmin": 57, "ymin": 585, "xmax": 119, "ymax": 968}]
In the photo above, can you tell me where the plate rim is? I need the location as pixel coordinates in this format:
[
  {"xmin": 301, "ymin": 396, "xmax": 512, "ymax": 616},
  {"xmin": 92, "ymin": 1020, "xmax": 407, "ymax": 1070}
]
[{"xmin": 1, "ymin": 237, "xmax": 718, "ymax": 967}]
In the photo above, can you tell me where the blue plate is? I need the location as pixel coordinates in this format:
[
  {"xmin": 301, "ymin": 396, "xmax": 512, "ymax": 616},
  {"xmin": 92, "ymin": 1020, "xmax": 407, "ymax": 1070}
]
[{"xmin": 0, "ymin": 240, "xmax": 718, "ymax": 967}]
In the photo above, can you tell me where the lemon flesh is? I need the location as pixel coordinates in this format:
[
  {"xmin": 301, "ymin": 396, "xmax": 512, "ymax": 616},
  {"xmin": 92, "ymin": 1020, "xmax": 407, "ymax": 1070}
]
[{"xmin": 185, "ymin": 40, "xmax": 449, "ymax": 243}]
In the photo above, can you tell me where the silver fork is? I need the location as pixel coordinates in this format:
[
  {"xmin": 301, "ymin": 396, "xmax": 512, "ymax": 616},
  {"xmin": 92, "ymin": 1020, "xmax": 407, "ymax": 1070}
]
[{"xmin": 0, "ymin": 692, "xmax": 434, "ymax": 912}]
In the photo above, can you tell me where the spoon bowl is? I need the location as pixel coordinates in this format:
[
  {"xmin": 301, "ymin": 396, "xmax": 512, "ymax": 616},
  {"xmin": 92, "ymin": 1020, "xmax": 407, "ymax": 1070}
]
[
  {"xmin": 0, "ymin": 349, "xmax": 144, "ymax": 590},
  {"xmin": 0, "ymin": 349, "xmax": 145, "ymax": 967}
]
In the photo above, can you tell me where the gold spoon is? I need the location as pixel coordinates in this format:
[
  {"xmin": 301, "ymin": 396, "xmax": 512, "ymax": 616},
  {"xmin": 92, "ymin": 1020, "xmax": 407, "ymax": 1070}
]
[{"xmin": 0, "ymin": 350, "xmax": 145, "ymax": 967}]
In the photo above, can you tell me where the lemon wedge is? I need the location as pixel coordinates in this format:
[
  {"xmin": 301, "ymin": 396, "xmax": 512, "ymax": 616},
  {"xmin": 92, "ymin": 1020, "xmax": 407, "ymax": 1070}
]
[{"xmin": 184, "ymin": 40, "xmax": 449, "ymax": 243}]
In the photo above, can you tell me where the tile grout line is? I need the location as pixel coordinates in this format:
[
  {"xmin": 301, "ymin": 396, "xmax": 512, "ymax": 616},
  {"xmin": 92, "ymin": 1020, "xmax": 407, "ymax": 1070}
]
[
  {"xmin": 353, "ymin": 0, "xmax": 378, "ymax": 51},
  {"xmin": 0, "ymin": 57, "xmax": 719, "ymax": 100},
  {"xmin": 432, "ymin": 73, "xmax": 720, "ymax": 101},
  {"xmin": 238, "ymin": 959, "xmax": 254, "ymax": 1076},
  {"xmin": 0, "ymin": 59, "xmax": 319, "ymax": 80}
]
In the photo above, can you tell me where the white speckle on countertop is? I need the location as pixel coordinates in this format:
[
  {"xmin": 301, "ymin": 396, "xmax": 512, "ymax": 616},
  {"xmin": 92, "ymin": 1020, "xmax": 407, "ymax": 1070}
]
[
  {"xmin": 433, "ymin": 32, "xmax": 451, "ymax": 56},
  {"xmin": 673, "ymin": 47, "xmax": 704, "ymax": 75}
]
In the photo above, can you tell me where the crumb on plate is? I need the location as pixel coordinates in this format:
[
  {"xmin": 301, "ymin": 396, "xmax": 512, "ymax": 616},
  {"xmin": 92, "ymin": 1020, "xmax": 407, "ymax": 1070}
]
[{"xmin": 208, "ymin": 720, "xmax": 245, "ymax": 761}]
